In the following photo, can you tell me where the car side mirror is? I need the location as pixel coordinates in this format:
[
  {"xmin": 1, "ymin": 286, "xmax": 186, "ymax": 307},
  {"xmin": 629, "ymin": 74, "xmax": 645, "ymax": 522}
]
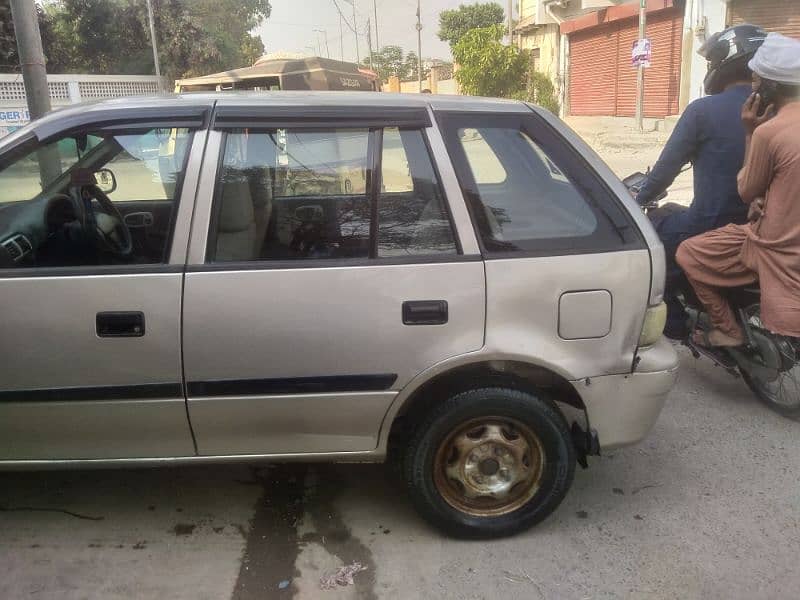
[{"xmin": 95, "ymin": 168, "xmax": 117, "ymax": 194}]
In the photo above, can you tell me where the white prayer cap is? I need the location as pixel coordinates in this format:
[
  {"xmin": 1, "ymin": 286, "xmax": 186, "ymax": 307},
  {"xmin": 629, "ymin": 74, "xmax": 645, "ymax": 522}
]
[{"xmin": 748, "ymin": 32, "xmax": 800, "ymax": 85}]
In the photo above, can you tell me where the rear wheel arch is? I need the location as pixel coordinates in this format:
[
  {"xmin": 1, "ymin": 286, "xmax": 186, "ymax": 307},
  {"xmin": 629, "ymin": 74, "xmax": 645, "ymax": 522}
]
[{"xmin": 387, "ymin": 359, "xmax": 587, "ymax": 454}]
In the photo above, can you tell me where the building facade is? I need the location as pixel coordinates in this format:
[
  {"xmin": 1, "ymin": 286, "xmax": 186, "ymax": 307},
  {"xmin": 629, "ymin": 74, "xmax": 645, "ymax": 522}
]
[{"xmin": 517, "ymin": 0, "xmax": 800, "ymax": 118}]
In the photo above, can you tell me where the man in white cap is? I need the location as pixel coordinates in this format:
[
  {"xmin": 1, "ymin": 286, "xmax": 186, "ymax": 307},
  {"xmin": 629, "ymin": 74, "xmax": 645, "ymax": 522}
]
[{"xmin": 677, "ymin": 32, "xmax": 800, "ymax": 347}]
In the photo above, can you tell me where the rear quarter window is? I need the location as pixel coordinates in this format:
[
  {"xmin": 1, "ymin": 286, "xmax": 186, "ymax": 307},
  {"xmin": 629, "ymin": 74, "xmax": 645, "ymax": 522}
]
[{"xmin": 437, "ymin": 111, "xmax": 642, "ymax": 256}]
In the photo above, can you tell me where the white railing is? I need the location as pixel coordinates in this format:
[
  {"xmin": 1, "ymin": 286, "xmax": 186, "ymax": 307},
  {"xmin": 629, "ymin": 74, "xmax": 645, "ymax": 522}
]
[{"xmin": 0, "ymin": 74, "xmax": 165, "ymax": 137}]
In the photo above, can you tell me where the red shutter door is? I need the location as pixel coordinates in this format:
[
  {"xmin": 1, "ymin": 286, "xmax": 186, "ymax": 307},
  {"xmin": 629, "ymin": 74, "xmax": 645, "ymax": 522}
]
[
  {"xmin": 616, "ymin": 8, "xmax": 683, "ymax": 117},
  {"xmin": 729, "ymin": 0, "xmax": 800, "ymax": 40},
  {"xmin": 569, "ymin": 22, "xmax": 619, "ymax": 116},
  {"xmin": 569, "ymin": 7, "xmax": 683, "ymax": 117},
  {"xmin": 614, "ymin": 17, "xmax": 639, "ymax": 116}
]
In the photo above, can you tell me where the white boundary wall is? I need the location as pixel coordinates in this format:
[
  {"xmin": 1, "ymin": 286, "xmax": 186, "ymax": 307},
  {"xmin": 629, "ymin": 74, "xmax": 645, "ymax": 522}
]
[{"xmin": 0, "ymin": 74, "xmax": 163, "ymax": 137}]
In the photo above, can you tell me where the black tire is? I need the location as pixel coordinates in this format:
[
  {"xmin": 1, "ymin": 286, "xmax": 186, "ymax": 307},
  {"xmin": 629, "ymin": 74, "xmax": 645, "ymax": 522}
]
[
  {"xmin": 742, "ymin": 370, "xmax": 800, "ymax": 420},
  {"xmin": 740, "ymin": 304, "xmax": 800, "ymax": 419},
  {"xmin": 404, "ymin": 387, "xmax": 575, "ymax": 538}
]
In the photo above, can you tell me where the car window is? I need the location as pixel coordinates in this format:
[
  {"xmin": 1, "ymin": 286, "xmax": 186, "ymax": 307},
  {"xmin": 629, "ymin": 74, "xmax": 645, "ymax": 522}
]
[
  {"xmin": 0, "ymin": 127, "xmax": 193, "ymax": 270},
  {"xmin": 0, "ymin": 136, "xmax": 94, "ymax": 204},
  {"xmin": 212, "ymin": 128, "xmax": 371, "ymax": 262},
  {"xmin": 104, "ymin": 129, "xmax": 183, "ymax": 201},
  {"xmin": 459, "ymin": 128, "xmax": 506, "ymax": 185},
  {"xmin": 378, "ymin": 128, "xmax": 457, "ymax": 257},
  {"xmin": 440, "ymin": 112, "xmax": 639, "ymax": 256},
  {"xmin": 456, "ymin": 126, "xmax": 597, "ymax": 246},
  {"xmin": 210, "ymin": 127, "xmax": 458, "ymax": 262}
]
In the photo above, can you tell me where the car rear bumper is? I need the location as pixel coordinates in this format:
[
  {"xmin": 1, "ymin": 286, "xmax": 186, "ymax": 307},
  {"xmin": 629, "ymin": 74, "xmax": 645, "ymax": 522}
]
[{"xmin": 575, "ymin": 337, "xmax": 679, "ymax": 450}]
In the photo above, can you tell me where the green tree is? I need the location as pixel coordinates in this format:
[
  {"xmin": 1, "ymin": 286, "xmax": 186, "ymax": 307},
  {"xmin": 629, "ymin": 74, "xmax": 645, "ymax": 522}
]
[
  {"xmin": 1, "ymin": 0, "xmax": 57, "ymax": 72},
  {"xmin": 438, "ymin": 2, "xmax": 504, "ymax": 50},
  {"xmin": 184, "ymin": 0, "xmax": 269, "ymax": 72},
  {"xmin": 363, "ymin": 45, "xmax": 408, "ymax": 83},
  {"xmin": 43, "ymin": 0, "xmax": 152, "ymax": 75},
  {"xmin": 452, "ymin": 24, "xmax": 527, "ymax": 98},
  {"xmin": 403, "ymin": 51, "xmax": 429, "ymax": 82},
  {"xmin": 511, "ymin": 64, "xmax": 560, "ymax": 114},
  {"xmin": 0, "ymin": 0, "xmax": 17, "ymax": 71},
  {"xmin": 3, "ymin": 0, "xmax": 271, "ymax": 80}
]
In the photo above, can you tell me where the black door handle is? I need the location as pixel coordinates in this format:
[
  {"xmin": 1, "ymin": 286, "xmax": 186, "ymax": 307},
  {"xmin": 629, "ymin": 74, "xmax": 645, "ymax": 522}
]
[
  {"xmin": 402, "ymin": 300, "xmax": 448, "ymax": 325},
  {"xmin": 123, "ymin": 212, "xmax": 154, "ymax": 228},
  {"xmin": 96, "ymin": 311, "xmax": 145, "ymax": 337}
]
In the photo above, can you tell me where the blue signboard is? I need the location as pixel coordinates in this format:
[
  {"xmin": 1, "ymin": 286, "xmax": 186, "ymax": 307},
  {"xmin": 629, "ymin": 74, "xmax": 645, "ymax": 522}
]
[{"xmin": 0, "ymin": 108, "xmax": 31, "ymax": 137}]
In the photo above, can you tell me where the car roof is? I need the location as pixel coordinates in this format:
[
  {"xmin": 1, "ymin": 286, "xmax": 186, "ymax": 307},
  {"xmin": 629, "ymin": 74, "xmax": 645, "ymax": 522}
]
[
  {"xmin": 44, "ymin": 90, "xmax": 531, "ymax": 122},
  {"xmin": 3, "ymin": 92, "xmax": 535, "ymax": 148},
  {"xmin": 211, "ymin": 91, "xmax": 531, "ymax": 113}
]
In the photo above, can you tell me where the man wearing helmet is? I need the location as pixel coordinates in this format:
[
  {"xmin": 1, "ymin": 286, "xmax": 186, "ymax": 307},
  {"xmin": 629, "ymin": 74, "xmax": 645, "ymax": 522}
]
[
  {"xmin": 677, "ymin": 33, "xmax": 800, "ymax": 347},
  {"xmin": 636, "ymin": 24, "xmax": 767, "ymax": 339}
]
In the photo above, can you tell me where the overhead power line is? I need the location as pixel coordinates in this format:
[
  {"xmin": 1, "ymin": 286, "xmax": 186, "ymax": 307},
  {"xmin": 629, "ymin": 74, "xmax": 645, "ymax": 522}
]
[{"xmin": 332, "ymin": 0, "xmax": 358, "ymax": 35}]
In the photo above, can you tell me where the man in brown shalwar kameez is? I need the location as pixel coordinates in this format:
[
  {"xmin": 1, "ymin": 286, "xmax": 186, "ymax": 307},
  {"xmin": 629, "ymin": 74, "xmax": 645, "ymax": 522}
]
[{"xmin": 676, "ymin": 33, "xmax": 800, "ymax": 347}]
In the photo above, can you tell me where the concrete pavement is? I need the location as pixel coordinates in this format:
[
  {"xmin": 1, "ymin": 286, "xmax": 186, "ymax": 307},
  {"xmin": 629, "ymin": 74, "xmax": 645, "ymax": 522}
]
[{"xmin": 2, "ymin": 346, "xmax": 799, "ymax": 600}]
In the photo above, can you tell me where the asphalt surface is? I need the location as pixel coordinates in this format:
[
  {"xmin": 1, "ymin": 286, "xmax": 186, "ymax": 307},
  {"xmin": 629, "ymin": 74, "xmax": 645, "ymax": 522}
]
[{"xmin": 2, "ymin": 346, "xmax": 799, "ymax": 600}]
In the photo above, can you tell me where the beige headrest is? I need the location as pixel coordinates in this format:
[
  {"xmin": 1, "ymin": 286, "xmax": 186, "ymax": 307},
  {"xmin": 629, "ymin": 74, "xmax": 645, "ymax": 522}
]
[{"xmin": 218, "ymin": 178, "xmax": 254, "ymax": 233}]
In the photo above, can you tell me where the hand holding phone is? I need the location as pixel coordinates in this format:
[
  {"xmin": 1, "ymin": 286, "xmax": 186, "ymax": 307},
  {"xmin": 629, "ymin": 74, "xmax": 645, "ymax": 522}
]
[
  {"xmin": 742, "ymin": 92, "xmax": 776, "ymax": 135},
  {"xmin": 756, "ymin": 80, "xmax": 779, "ymax": 116}
]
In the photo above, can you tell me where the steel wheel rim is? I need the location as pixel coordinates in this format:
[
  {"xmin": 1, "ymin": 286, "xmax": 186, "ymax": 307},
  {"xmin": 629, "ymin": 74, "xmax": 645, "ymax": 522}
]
[{"xmin": 433, "ymin": 417, "xmax": 545, "ymax": 517}]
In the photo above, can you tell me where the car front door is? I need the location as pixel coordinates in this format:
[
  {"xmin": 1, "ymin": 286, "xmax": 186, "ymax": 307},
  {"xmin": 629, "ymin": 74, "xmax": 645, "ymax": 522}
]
[
  {"xmin": 0, "ymin": 120, "xmax": 206, "ymax": 461},
  {"xmin": 182, "ymin": 105, "xmax": 485, "ymax": 456}
]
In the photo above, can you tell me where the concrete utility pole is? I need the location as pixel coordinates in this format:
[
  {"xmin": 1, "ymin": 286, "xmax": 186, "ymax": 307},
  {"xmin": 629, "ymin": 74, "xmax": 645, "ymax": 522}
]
[
  {"xmin": 145, "ymin": 0, "xmax": 163, "ymax": 91},
  {"xmin": 10, "ymin": 0, "xmax": 60, "ymax": 185},
  {"xmin": 9, "ymin": 0, "xmax": 51, "ymax": 119},
  {"xmin": 416, "ymin": 0, "xmax": 423, "ymax": 92},
  {"xmin": 373, "ymin": 0, "xmax": 379, "ymax": 51},
  {"xmin": 635, "ymin": 0, "xmax": 647, "ymax": 131}
]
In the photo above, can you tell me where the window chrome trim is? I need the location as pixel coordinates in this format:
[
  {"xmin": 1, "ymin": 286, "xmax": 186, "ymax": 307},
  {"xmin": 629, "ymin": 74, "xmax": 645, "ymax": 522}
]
[
  {"xmin": 169, "ymin": 129, "xmax": 210, "ymax": 265},
  {"xmin": 187, "ymin": 130, "xmax": 225, "ymax": 265},
  {"xmin": 185, "ymin": 254, "xmax": 482, "ymax": 272},
  {"xmin": 423, "ymin": 106, "xmax": 481, "ymax": 256}
]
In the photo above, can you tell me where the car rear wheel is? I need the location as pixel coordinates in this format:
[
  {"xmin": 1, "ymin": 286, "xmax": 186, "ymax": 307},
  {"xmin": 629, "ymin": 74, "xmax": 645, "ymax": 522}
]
[{"xmin": 404, "ymin": 387, "xmax": 575, "ymax": 538}]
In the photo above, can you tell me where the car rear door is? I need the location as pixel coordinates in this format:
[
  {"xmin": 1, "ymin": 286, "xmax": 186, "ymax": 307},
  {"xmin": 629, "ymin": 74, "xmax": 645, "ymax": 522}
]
[
  {"xmin": 182, "ymin": 103, "xmax": 485, "ymax": 456},
  {"xmin": 0, "ymin": 111, "xmax": 209, "ymax": 461}
]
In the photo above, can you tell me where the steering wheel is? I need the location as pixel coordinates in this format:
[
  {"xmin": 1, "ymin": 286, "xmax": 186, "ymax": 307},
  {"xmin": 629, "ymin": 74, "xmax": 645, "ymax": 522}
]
[{"xmin": 82, "ymin": 184, "xmax": 133, "ymax": 258}]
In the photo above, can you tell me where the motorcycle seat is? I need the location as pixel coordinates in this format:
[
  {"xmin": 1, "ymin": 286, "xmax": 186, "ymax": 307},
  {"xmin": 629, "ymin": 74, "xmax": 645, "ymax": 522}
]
[{"xmin": 722, "ymin": 285, "xmax": 760, "ymax": 309}]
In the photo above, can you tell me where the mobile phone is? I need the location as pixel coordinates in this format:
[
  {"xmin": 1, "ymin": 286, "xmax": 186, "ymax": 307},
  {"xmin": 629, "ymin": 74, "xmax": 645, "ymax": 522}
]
[{"xmin": 756, "ymin": 80, "xmax": 779, "ymax": 116}]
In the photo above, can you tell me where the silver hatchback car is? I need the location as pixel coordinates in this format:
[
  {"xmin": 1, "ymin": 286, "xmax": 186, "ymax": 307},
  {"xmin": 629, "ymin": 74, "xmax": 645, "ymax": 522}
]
[{"xmin": 0, "ymin": 93, "xmax": 677, "ymax": 537}]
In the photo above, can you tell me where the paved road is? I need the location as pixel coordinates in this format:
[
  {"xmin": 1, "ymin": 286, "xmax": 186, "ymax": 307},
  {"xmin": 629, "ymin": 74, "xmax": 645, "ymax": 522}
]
[{"xmin": 2, "ymin": 346, "xmax": 798, "ymax": 600}]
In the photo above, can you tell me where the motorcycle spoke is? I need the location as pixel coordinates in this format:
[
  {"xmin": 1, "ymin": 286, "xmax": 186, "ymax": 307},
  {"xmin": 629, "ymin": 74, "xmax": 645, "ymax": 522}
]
[{"xmin": 776, "ymin": 367, "xmax": 800, "ymax": 406}]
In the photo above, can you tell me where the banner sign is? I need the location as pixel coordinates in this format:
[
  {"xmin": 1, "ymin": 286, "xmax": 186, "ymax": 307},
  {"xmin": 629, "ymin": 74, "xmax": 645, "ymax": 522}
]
[
  {"xmin": 0, "ymin": 108, "xmax": 30, "ymax": 138},
  {"xmin": 632, "ymin": 38, "xmax": 652, "ymax": 68}
]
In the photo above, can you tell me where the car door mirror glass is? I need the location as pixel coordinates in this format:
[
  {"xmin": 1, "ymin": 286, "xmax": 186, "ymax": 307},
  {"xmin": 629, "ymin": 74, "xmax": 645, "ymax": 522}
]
[{"xmin": 94, "ymin": 168, "xmax": 117, "ymax": 194}]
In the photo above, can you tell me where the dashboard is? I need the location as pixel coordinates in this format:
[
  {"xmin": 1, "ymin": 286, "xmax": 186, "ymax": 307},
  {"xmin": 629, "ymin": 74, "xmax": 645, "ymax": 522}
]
[{"xmin": 0, "ymin": 194, "xmax": 77, "ymax": 267}]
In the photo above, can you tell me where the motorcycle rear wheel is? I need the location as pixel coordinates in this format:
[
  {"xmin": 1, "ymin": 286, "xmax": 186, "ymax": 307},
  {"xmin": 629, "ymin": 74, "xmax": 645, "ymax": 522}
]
[{"xmin": 740, "ymin": 304, "xmax": 800, "ymax": 419}]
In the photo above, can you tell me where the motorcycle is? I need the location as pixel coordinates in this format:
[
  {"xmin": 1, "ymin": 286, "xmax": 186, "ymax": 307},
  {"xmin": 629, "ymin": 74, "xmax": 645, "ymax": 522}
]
[{"xmin": 623, "ymin": 171, "xmax": 800, "ymax": 419}]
